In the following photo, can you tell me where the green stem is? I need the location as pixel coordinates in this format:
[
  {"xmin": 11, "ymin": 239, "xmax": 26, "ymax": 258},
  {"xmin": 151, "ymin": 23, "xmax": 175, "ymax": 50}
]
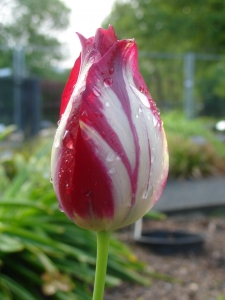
[{"xmin": 92, "ymin": 231, "xmax": 111, "ymax": 300}]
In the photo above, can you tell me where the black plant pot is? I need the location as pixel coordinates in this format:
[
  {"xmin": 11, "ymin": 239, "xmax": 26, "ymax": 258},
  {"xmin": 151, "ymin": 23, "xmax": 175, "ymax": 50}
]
[{"xmin": 136, "ymin": 229, "xmax": 205, "ymax": 255}]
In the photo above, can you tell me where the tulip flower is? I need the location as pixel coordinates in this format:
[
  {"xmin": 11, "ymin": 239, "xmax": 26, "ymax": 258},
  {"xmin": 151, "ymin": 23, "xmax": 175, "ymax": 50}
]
[{"xmin": 51, "ymin": 25, "xmax": 168, "ymax": 300}]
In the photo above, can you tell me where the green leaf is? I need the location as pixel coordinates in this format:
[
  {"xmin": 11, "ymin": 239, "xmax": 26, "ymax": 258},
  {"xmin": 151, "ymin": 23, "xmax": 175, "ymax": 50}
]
[
  {"xmin": 0, "ymin": 234, "xmax": 24, "ymax": 252},
  {"xmin": 1, "ymin": 275, "xmax": 37, "ymax": 300}
]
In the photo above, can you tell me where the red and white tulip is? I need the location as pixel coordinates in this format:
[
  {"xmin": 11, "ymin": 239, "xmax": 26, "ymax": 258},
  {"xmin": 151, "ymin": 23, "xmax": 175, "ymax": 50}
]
[{"xmin": 51, "ymin": 25, "xmax": 168, "ymax": 231}]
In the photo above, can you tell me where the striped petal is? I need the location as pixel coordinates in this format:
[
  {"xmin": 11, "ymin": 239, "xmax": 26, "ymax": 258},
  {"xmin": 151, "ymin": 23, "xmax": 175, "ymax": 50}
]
[{"xmin": 51, "ymin": 26, "xmax": 168, "ymax": 231}]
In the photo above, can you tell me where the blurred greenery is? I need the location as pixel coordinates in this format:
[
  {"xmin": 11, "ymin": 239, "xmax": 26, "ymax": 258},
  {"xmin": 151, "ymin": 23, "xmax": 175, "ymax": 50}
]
[
  {"xmin": 0, "ymin": 136, "xmax": 151, "ymax": 300},
  {"xmin": 103, "ymin": 0, "xmax": 225, "ymax": 116},
  {"xmin": 0, "ymin": 110, "xmax": 225, "ymax": 298},
  {"xmin": 104, "ymin": 0, "xmax": 225, "ymax": 53},
  {"xmin": 0, "ymin": 0, "xmax": 70, "ymax": 79},
  {"xmin": 163, "ymin": 111, "xmax": 225, "ymax": 179}
]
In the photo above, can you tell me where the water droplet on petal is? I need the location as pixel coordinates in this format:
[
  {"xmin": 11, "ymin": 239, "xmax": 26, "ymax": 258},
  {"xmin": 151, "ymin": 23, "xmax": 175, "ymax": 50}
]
[
  {"xmin": 63, "ymin": 130, "xmax": 75, "ymax": 150},
  {"xmin": 143, "ymin": 185, "xmax": 153, "ymax": 199},
  {"xmin": 106, "ymin": 152, "xmax": 114, "ymax": 162},
  {"xmin": 151, "ymin": 154, "xmax": 155, "ymax": 163},
  {"xmin": 57, "ymin": 120, "xmax": 61, "ymax": 126},
  {"xmin": 109, "ymin": 67, "xmax": 114, "ymax": 74},
  {"xmin": 93, "ymin": 87, "xmax": 101, "ymax": 97},
  {"xmin": 142, "ymin": 192, "xmax": 148, "ymax": 199},
  {"xmin": 135, "ymin": 114, "xmax": 139, "ymax": 118},
  {"xmin": 50, "ymin": 177, "xmax": 53, "ymax": 183},
  {"xmin": 54, "ymin": 138, "xmax": 60, "ymax": 148},
  {"xmin": 65, "ymin": 183, "xmax": 71, "ymax": 195},
  {"xmin": 81, "ymin": 110, "xmax": 88, "ymax": 117},
  {"xmin": 105, "ymin": 101, "xmax": 110, "ymax": 107},
  {"xmin": 153, "ymin": 116, "xmax": 158, "ymax": 127},
  {"xmin": 109, "ymin": 167, "xmax": 115, "ymax": 174},
  {"xmin": 139, "ymin": 85, "xmax": 144, "ymax": 93},
  {"xmin": 104, "ymin": 78, "xmax": 113, "ymax": 87},
  {"xmin": 58, "ymin": 204, "xmax": 64, "ymax": 212},
  {"xmin": 86, "ymin": 191, "xmax": 93, "ymax": 200},
  {"xmin": 90, "ymin": 56, "xmax": 95, "ymax": 63}
]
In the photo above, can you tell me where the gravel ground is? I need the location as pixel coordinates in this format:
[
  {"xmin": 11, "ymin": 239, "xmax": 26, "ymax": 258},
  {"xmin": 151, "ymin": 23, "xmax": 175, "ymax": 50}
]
[{"xmin": 105, "ymin": 213, "xmax": 225, "ymax": 300}]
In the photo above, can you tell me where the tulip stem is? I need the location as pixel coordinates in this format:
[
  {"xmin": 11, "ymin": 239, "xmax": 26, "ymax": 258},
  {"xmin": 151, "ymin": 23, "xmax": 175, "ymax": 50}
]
[{"xmin": 92, "ymin": 231, "xmax": 110, "ymax": 300}]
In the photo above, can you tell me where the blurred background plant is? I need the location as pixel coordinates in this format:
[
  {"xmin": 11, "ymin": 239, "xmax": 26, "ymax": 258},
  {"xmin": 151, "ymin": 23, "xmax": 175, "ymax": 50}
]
[
  {"xmin": 0, "ymin": 131, "xmax": 151, "ymax": 300},
  {"xmin": 163, "ymin": 111, "xmax": 225, "ymax": 179}
]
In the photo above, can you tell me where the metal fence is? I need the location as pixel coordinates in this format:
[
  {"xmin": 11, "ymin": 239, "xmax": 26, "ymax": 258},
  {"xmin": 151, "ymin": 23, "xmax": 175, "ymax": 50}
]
[
  {"xmin": 0, "ymin": 45, "xmax": 225, "ymax": 136},
  {"xmin": 139, "ymin": 51, "xmax": 225, "ymax": 118}
]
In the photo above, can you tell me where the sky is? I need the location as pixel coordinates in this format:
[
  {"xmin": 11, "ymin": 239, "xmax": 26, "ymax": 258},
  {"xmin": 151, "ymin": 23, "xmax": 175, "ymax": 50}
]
[{"xmin": 61, "ymin": 0, "xmax": 116, "ymax": 67}]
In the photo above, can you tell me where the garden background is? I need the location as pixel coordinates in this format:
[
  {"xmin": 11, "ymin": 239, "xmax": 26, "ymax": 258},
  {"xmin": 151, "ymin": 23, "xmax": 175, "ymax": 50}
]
[{"xmin": 0, "ymin": 0, "xmax": 225, "ymax": 299}]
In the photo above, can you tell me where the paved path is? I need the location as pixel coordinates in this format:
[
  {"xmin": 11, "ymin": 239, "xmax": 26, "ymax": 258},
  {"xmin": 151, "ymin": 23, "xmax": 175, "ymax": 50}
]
[{"xmin": 154, "ymin": 176, "xmax": 225, "ymax": 212}]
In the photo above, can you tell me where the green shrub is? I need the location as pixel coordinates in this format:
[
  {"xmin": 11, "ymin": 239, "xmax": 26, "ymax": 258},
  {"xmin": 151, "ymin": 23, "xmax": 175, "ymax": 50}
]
[
  {"xmin": 0, "ymin": 140, "xmax": 148, "ymax": 300},
  {"xmin": 162, "ymin": 111, "xmax": 225, "ymax": 179}
]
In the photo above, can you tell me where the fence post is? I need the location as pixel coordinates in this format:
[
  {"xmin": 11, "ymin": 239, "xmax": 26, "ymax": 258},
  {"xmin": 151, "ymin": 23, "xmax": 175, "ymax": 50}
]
[
  {"xmin": 13, "ymin": 46, "xmax": 25, "ymax": 130},
  {"xmin": 184, "ymin": 52, "xmax": 195, "ymax": 119}
]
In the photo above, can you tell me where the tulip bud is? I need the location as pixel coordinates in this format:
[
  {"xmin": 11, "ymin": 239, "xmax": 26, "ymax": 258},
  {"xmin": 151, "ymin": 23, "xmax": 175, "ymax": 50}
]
[{"xmin": 51, "ymin": 25, "xmax": 168, "ymax": 231}]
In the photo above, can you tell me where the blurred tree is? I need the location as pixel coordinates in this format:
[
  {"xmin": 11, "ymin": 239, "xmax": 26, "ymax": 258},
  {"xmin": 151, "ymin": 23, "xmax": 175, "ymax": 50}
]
[
  {"xmin": 103, "ymin": 0, "xmax": 225, "ymax": 53},
  {"xmin": 103, "ymin": 0, "xmax": 225, "ymax": 115},
  {"xmin": 0, "ymin": 0, "xmax": 70, "ymax": 79}
]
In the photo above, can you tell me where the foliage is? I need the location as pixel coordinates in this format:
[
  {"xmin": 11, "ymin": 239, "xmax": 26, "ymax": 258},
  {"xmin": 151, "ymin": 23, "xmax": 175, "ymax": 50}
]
[
  {"xmin": 0, "ymin": 139, "xmax": 149, "ymax": 300},
  {"xmin": 163, "ymin": 111, "xmax": 225, "ymax": 179},
  {"xmin": 104, "ymin": 0, "xmax": 225, "ymax": 54},
  {"xmin": 0, "ymin": 0, "xmax": 70, "ymax": 78},
  {"xmin": 103, "ymin": 0, "xmax": 225, "ymax": 115},
  {"xmin": 0, "ymin": 125, "xmax": 17, "ymax": 142}
]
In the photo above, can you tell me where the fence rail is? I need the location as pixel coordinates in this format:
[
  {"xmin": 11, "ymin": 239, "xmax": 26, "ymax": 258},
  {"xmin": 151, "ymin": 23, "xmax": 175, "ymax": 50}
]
[{"xmin": 1, "ymin": 45, "xmax": 225, "ymax": 136}]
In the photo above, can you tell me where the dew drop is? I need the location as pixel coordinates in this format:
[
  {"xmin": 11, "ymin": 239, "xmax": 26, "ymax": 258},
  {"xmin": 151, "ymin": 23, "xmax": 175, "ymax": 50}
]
[
  {"xmin": 57, "ymin": 120, "xmax": 61, "ymax": 126},
  {"xmin": 153, "ymin": 116, "xmax": 158, "ymax": 127},
  {"xmin": 135, "ymin": 114, "xmax": 139, "ymax": 118},
  {"xmin": 104, "ymin": 78, "xmax": 113, "ymax": 87},
  {"xmin": 62, "ymin": 130, "xmax": 75, "ymax": 150},
  {"xmin": 109, "ymin": 67, "xmax": 114, "ymax": 74},
  {"xmin": 50, "ymin": 177, "xmax": 53, "ymax": 183},
  {"xmin": 82, "ymin": 110, "xmax": 88, "ymax": 117},
  {"xmin": 142, "ymin": 192, "xmax": 148, "ymax": 199},
  {"xmin": 109, "ymin": 167, "xmax": 115, "ymax": 174},
  {"xmin": 58, "ymin": 204, "xmax": 64, "ymax": 212},
  {"xmin": 93, "ymin": 87, "xmax": 101, "ymax": 97},
  {"xmin": 143, "ymin": 185, "xmax": 153, "ymax": 199},
  {"xmin": 139, "ymin": 85, "xmax": 144, "ymax": 93},
  {"xmin": 54, "ymin": 138, "xmax": 60, "ymax": 148},
  {"xmin": 86, "ymin": 190, "xmax": 93, "ymax": 200},
  {"xmin": 139, "ymin": 107, "xmax": 143, "ymax": 113},
  {"xmin": 105, "ymin": 101, "xmax": 110, "ymax": 107},
  {"xmin": 65, "ymin": 183, "xmax": 74, "ymax": 195},
  {"xmin": 106, "ymin": 152, "xmax": 114, "ymax": 162},
  {"xmin": 151, "ymin": 154, "xmax": 155, "ymax": 163},
  {"xmin": 89, "ymin": 56, "xmax": 95, "ymax": 63}
]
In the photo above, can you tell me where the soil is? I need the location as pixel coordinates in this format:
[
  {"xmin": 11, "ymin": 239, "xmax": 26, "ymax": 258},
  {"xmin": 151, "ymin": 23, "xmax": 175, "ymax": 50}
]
[{"xmin": 105, "ymin": 213, "xmax": 225, "ymax": 300}]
